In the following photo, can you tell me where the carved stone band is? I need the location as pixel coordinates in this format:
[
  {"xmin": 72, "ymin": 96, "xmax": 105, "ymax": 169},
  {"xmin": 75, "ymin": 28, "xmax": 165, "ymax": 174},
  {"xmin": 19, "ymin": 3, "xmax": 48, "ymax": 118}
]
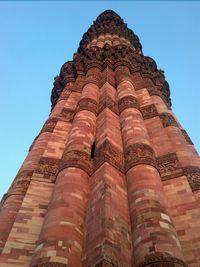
[
  {"xmin": 95, "ymin": 259, "xmax": 118, "ymax": 267},
  {"xmin": 76, "ymin": 97, "xmax": 98, "ymax": 116},
  {"xmin": 157, "ymin": 153, "xmax": 183, "ymax": 181},
  {"xmin": 93, "ymin": 140, "xmax": 124, "ymax": 173},
  {"xmin": 35, "ymin": 157, "xmax": 60, "ymax": 182},
  {"xmin": 0, "ymin": 170, "xmax": 33, "ymax": 206},
  {"xmin": 184, "ymin": 166, "xmax": 200, "ymax": 191},
  {"xmin": 125, "ymin": 143, "xmax": 157, "ymax": 173},
  {"xmin": 59, "ymin": 149, "xmax": 91, "ymax": 175},
  {"xmin": 41, "ymin": 118, "xmax": 58, "ymax": 133},
  {"xmin": 59, "ymin": 108, "xmax": 74, "ymax": 122},
  {"xmin": 141, "ymin": 104, "xmax": 158, "ymax": 120},
  {"xmin": 138, "ymin": 254, "xmax": 188, "ymax": 267},
  {"xmin": 8, "ymin": 170, "xmax": 33, "ymax": 196},
  {"xmin": 159, "ymin": 113, "xmax": 178, "ymax": 128},
  {"xmin": 32, "ymin": 263, "xmax": 67, "ymax": 267},
  {"xmin": 118, "ymin": 95, "xmax": 139, "ymax": 114}
]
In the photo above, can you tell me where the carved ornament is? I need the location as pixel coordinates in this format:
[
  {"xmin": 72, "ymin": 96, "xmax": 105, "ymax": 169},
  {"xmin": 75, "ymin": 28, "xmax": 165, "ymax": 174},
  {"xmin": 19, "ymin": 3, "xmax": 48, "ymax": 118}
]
[
  {"xmin": 141, "ymin": 104, "xmax": 158, "ymax": 120},
  {"xmin": 59, "ymin": 150, "xmax": 91, "ymax": 175},
  {"xmin": 78, "ymin": 10, "xmax": 142, "ymax": 54},
  {"xmin": 32, "ymin": 263, "xmax": 67, "ymax": 267},
  {"xmin": 184, "ymin": 166, "xmax": 200, "ymax": 191},
  {"xmin": 159, "ymin": 113, "xmax": 178, "ymax": 128},
  {"xmin": 35, "ymin": 157, "xmax": 60, "ymax": 181},
  {"xmin": 118, "ymin": 95, "xmax": 139, "ymax": 114},
  {"xmin": 157, "ymin": 153, "xmax": 183, "ymax": 180},
  {"xmin": 95, "ymin": 259, "xmax": 118, "ymax": 267},
  {"xmin": 125, "ymin": 143, "xmax": 157, "ymax": 172},
  {"xmin": 60, "ymin": 61, "xmax": 76, "ymax": 82},
  {"xmin": 50, "ymin": 75, "xmax": 66, "ymax": 110},
  {"xmin": 51, "ymin": 47, "xmax": 171, "ymax": 110},
  {"xmin": 93, "ymin": 140, "xmax": 124, "ymax": 173},
  {"xmin": 138, "ymin": 254, "xmax": 187, "ymax": 267},
  {"xmin": 59, "ymin": 108, "xmax": 74, "ymax": 123},
  {"xmin": 8, "ymin": 170, "xmax": 33, "ymax": 196},
  {"xmin": 50, "ymin": 11, "xmax": 172, "ymax": 114},
  {"xmin": 76, "ymin": 97, "xmax": 98, "ymax": 116},
  {"xmin": 41, "ymin": 117, "xmax": 58, "ymax": 133}
]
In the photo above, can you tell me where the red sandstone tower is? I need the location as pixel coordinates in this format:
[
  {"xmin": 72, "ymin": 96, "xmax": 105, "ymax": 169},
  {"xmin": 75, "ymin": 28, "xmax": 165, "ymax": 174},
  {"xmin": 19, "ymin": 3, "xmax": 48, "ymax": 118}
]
[{"xmin": 1, "ymin": 10, "xmax": 200, "ymax": 267}]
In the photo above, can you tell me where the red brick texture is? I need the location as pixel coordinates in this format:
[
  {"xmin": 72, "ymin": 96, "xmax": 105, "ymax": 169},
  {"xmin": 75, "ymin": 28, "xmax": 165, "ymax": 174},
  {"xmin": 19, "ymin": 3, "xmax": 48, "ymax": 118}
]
[{"xmin": 1, "ymin": 10, "xmax": 200, "ymax": 267}]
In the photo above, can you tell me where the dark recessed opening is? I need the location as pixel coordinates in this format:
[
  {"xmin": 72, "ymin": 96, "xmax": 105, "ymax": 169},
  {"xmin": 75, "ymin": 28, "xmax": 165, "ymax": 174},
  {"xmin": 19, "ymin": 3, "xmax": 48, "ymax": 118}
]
[{"xmin": 91, "ymin": 142, "xmax": 96, "ymax": 159}]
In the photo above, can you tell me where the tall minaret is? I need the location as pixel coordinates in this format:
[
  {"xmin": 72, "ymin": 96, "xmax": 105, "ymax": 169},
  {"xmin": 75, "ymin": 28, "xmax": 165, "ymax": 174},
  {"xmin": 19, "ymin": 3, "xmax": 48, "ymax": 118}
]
[{"xmin": 1, "ymin": 10, "xmax": 200, "ymax": 267}]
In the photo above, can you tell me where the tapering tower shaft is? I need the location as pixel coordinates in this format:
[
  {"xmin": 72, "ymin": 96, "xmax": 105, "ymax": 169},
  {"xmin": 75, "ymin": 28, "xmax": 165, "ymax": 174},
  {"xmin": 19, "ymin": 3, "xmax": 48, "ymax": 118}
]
[{"xmin": 1, "ymin": 10, "xmax": 200, "ymax": 267}]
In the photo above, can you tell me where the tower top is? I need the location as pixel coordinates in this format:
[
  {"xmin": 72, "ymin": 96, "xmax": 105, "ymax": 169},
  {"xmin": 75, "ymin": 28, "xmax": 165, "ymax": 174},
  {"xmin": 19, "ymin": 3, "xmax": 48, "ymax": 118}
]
[
  {"xmin": 51, "ymin": 10, "xmax": 171, "ymax": 110},
  {"xmin": 78, "ymin": 9, "xmax": 142, "ymax": 54}
]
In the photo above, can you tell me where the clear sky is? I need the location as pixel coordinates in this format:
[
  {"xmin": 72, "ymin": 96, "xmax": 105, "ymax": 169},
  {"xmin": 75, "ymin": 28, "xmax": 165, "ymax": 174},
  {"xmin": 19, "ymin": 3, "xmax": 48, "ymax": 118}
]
[{"xmin": 0, "ymin": 1, "xmax": 200, "ymax": 199}]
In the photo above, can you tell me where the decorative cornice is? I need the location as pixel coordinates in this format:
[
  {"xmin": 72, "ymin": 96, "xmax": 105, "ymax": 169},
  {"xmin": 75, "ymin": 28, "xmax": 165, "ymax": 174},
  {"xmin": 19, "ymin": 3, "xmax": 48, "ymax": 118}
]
[
  {"xmin": 50, "ymin": 11, "xmax": 172, "ymax": 111},
  {"xmin": 50, "ymin": 75, "xmax": 66, "ymax": 110},
  {"xmin": 50, "ymin": 50, "xmax": 171, "ymax": 110},
  {"xmin": 125, "ymin": 143, "xmax": 157, "ymax": 173}
]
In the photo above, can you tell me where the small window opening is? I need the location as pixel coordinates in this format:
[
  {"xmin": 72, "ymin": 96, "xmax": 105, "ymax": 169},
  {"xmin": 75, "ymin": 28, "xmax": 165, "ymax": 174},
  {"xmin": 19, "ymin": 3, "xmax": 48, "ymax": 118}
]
[{"xmin": 91, "ymin": 142, "xmax": 96, "ymax": 159}]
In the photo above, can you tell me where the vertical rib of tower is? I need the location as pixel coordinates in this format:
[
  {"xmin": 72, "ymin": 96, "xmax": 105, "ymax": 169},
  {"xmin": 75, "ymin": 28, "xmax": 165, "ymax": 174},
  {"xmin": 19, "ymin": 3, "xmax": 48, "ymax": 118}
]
[{"xmin": 1, "ymin": 9, "xmax": 200, "ymax": 267}]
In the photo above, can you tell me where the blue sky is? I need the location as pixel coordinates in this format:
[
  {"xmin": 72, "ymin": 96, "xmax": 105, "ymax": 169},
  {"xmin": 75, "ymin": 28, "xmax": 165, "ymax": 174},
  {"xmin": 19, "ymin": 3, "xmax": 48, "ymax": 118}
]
[{"xmin": 0, "ymin": 1, "xmax": 200, "ymax": 199}]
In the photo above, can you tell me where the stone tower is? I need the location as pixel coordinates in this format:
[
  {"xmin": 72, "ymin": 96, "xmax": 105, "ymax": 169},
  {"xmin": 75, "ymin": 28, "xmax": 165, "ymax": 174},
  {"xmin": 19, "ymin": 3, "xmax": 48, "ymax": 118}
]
[{"xmin": 0, "ymin": 10, "xmax": 200, "ymax": 267}]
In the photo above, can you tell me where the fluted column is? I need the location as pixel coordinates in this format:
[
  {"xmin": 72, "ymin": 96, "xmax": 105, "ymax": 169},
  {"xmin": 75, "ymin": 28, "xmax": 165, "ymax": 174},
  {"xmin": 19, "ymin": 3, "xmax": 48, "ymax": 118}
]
[
  {"xmin": 115, "ymin": 66, "xmax": 187, "ymax": 267},
  {"xmin": 82, "ymin": 72, "xmax": 132, "ymax": 267},
  {"xmin": 31, "ymin": 68, "xmax": 101, "ymax": 267}
]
